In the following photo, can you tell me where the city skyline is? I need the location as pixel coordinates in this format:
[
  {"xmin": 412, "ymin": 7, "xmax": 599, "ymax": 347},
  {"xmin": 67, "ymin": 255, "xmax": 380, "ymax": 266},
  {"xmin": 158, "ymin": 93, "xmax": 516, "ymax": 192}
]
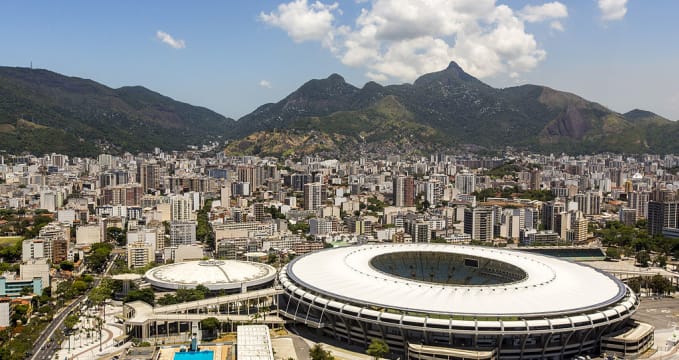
[{"xmin": 1, "ymin": 0, "xmax": 678, "ymax": 121}]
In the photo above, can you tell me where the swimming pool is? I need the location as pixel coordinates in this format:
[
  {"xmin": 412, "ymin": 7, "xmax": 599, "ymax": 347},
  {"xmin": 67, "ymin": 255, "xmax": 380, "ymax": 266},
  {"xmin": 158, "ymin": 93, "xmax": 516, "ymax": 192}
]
[{"xmin": 173, "ymin": 350, "xmax": 214, "ymax": 360}]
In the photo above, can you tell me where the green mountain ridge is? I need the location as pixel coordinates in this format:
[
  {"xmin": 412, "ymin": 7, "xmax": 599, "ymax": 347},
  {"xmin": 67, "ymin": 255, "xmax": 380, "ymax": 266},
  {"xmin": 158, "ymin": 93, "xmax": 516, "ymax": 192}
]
[
  {"xmin": 0, "ymin": 66, "xmax": 236, "ymax": 156},
  {"xmin": 232, "ymin": 61, "xmax": 677, "ymax": 155},
  {"xmin": 0, "ymin": 63, "xmax": 676, "ymax": 157},
  {"xmin": 227, "ymin": 96, "xmax": 448, "ymax": 157}
]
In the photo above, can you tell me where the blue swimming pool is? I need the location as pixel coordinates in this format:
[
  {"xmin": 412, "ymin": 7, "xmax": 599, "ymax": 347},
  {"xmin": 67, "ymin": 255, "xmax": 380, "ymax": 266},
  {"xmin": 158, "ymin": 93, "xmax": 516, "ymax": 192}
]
[{"xmin": 173, "ymin": 350, "xmax": 214, "ymax": 360}]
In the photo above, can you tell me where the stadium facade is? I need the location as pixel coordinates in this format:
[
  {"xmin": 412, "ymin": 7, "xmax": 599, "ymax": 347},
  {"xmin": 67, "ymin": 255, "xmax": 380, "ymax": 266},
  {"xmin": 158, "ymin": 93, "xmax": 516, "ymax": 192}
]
[{"xmin": 278, "ymin": 244, "xmax": 653, "ymax": 359}]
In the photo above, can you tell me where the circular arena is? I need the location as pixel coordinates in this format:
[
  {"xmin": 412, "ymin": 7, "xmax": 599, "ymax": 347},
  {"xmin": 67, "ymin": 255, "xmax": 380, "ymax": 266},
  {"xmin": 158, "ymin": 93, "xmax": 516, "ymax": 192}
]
[
  {"xmin": 278, "ymin": 244, "xmax": 649, "ymax": 359},
  {"xmin": 144, "ymin": 259, "xmax": 276, "ymax": 291}
]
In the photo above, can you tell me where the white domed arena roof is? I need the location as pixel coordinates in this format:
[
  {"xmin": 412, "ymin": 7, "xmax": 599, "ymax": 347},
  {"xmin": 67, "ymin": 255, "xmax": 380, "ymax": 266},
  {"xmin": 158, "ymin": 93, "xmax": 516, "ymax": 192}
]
[{"xmin": 144, "ymin": 259, "xmax": 277, "ymax": 291}]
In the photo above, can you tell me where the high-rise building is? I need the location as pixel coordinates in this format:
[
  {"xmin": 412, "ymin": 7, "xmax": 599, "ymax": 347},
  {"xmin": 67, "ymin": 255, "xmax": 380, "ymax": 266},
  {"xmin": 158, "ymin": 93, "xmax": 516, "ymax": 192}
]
[
  {"xmin": 237, "ymin": 165, "xmax": 265, "ymax": 190},
  {"xmin": 127, "ymin": 243, "xmax": 154, "ymax": 269},
  {"xmin": 101, "ymin": 184, "xmax": 144, "ymax": 206},
  {"xmin": 455, "ymin": 172, "xmax": 476, "ymax": 195},
  {"xmin": 171, "ymin": 195, "xmax": 191, "ymax": 221},
  {"xmin": 392, "ymin": 175, "xmax": 415, "ymax": 207},
  {"xmin": 647, "ymin": 201, "xmax": 679, "ymax": 236},
  {"xmin": 542, "ymin": 201, "xmax": 565, "ymax": 231},
  {"xmin": 619, "ymin": 207, "xmax": 638, "ymax": 226},
  {"xmin": 424, "ymin": 180, "xmax": 443, "ymax": 207},
  {"xmin": 309, "ymin": 218, "xmax": 333, "ymax": 236},
  {"xmin": 137, "ymin": 162, "xmax": 162, "ymax": 192},
  {"xmin": 304, "ymin": 182, "xmax": 325, "ymax": 211},
  {"xmin": 253, "ymin": 203, "xmax": 265, "ymax": 222},
  {"xmin": 574, "ymin": 191, "xmax": 602, "ymax": 215},
  {"xmin": 463, "ymin": 207, "xmax": 494, "ymax": 241},
  {"xmin": 572, "ymin": 213, "xmax": 588, "ymax": 243},
  {"xmin": 169, "ymin": 221, "xmax": 197, "ymax": 247},
  {"xmin": 530, "ymin": 169, "xmax": 542, "ymax": 191},
  {"xmin": 628, "ymin": 191, "xmax": 650, "ymax": 219}
]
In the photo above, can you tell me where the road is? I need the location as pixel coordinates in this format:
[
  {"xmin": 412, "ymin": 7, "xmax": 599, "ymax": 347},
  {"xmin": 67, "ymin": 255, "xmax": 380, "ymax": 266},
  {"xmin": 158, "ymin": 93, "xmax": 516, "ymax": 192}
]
[{"xmin": 30, "ymin": 254, "xmax": 118, "ymax": 360}]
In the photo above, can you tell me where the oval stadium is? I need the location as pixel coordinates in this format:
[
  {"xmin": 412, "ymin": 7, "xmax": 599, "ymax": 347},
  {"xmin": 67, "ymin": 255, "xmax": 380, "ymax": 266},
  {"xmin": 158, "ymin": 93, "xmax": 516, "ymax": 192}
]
[
  {"xmin": 278, "ymin": 244, "xmax": 653, "ymax": 359},
  {"xmin": 144, "ymin": 259, "xmax": 276, "ymax": 292}
]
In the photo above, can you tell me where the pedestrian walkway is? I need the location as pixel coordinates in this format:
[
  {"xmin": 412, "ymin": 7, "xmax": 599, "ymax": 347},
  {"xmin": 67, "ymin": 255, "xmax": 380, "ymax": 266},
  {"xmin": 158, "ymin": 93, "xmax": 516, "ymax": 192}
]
[{"xmin": 54, "ymin": 303, "xmax": 126, "ymax": 360}]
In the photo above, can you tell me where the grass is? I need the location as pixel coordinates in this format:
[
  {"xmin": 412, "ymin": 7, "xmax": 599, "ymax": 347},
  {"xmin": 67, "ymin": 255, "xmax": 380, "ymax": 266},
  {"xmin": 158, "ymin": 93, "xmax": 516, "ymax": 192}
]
[{"xmin": 0, "ymin": 236, "xmax": 22, "ymax": 246}]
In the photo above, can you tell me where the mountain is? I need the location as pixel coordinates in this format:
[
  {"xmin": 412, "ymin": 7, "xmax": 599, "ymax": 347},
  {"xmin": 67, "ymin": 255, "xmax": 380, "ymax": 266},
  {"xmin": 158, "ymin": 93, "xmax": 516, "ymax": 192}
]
[
  {"xmin": 231, "ymin": 61, "xmax": 676, "ymax": 155},
  {"xmin": 226, "ymin": 96, "xmax": 449, "ymax": 157},
  {"xmin": 0, "ymin": 67, "xmax": 236, "ymax": 156}
]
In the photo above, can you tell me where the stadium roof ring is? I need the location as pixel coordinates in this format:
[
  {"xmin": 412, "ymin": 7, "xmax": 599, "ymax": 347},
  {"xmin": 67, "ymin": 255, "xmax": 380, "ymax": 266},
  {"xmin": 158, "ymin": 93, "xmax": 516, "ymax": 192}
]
[
  {"xmin": 278, "ymin": 244, "xmax": 645, "ymax": 358},
  {"xmin": 283, "ymin": 244, "xmax": 627, "ymax": 317}
]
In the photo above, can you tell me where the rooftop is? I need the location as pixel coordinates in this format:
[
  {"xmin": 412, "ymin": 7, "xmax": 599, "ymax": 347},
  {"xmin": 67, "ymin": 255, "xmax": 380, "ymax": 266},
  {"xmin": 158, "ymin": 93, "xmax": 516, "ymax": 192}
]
[
  {"xmin": 285, "ymin": 244, "xmax": 628, "ymax": 317},
  {"xmin": 144, "ymin": 260, "xmax": 276, "ymax": 290}
]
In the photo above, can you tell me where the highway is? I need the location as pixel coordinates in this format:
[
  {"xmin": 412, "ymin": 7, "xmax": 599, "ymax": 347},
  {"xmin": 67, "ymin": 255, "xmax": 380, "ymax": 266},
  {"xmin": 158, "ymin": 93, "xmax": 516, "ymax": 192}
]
[{"xmin": 30, "ymin": 254, "xmax": 117, "ymax": 360}]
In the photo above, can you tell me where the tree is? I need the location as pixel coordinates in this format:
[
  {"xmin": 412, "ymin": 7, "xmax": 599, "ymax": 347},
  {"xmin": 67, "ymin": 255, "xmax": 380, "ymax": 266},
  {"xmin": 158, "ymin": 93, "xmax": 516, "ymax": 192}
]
[
  {"xmin": 636, "ymin": 250, "xmax": 651, "ymax": 267},
  {"xmin": 656, "ymin": 253, "xmax": 668, "ymax": 268},
  {"xmin": 124, "ymin": 288, "xmax": 155, "ymax": 305},
  {"xmin": 200, "ymin": 317, "xmax": 220, "ymax": 340},
  {"xmin": 650, "ymin": 275, "xmax": 673, "ymax": 296},
  {"xmin": 195, "ymin": 284, "xmax": 210, "ymax": 298},
  {"xmin": 366, "ymin": 338, "xmax": 389, "ymax": 360},
  {"xmin": 72, "ymin": 280, "xmax": 89, "ymax": 292},
  {"xmin": 106, "ymin": 227, "xmax": 126, "ymax": 246},
  {"xmin": 158, "ymin": 294, "xmax": 179, "ymax": 306},
  {"xmin": 64, "ymin": 314, "xmax": 80, "ymax": 331},
  {"xmin": 60, "ymin": 260, "xmax": 75, "ymax": 272},
  {"xmin": 309, "ymin": 344, "xmax": 335, "ymax": 360},
  {"xmin": 20, "ymin": 286, "xmax": 33, "ymax": 297},
  {"xmin": 627, "ymin": 277, "xmax": 642, "ymax": 293},
  {"xmin": 86, "ymin": 242, "xmax": 113, "ymax": 272},
  {"xmin": 605, "ymin": 247, "xmax": 621, "ymax": 260}
]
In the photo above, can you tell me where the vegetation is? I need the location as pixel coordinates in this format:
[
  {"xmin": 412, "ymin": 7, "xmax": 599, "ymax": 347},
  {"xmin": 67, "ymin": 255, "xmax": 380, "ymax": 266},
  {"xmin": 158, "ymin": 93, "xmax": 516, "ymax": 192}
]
[
  {"xmin": 627, "ymin": 275, "xmax": 674, "ymax": 296},
  {"xmin": 196, "ymin": 199, "xmax": 215, "ymax": 249},
  {"xmin": 200, "ymin": 317, "xmax": 221, "ymax": 340},
  {"xmin": 597, "ymin": 221, "xmax": 679, "ymax": 259},
  {"xmin": 472, "ymin": 186, "xmax": 554, "ymax": 202},
  {"xmin": 124, "ymin": 288, "xmax": 155, "ymax": 305},
  {"xmin": 635, "ymin": 250, "xmax": 651, "ymax": 267},
  {"xmin": 106, "ymin": 227, "xmax": 126, "ymax": 246},
  {"xmin": 309, "ymin": 344, "xmax": 335, "ymax": 360},
  {"xmin": 157, "ymin": 285, "xmax": 211, "ymax": 305},
  {"xmin": 605, "ymin": 247, "xmax": 621, "ymax": 260},
  {"xmin": 366, "ymin": 338, "xmax": 390, "ymax": 359},
  {"xmin": 0, "ymin": 66, "xmax": 236, "ymax": 155},
  {"xmin": 265, "ymin": 205, "xmax": 286, "ymax": 219},
  {"xmin": 289, "ymin": 221, "xmax": 310, "ymax": 234},
  {"xmin": 483, "ymin": 162, "xmax": 523, "ymax": 179},
  {"xmin": 86, "ymin": 242, "xmax": 114, "ymax": 272}
]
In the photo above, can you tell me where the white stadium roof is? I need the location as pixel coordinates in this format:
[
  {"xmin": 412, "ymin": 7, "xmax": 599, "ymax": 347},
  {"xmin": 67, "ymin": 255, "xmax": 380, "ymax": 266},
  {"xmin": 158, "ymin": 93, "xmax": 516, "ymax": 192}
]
[
  {"xmin": 285, "ymin": 244, "xmax": 626, "ymax": 316},
  {"xmin": 144, "ymin": 259, "xmax": 276, "ymax": 290}
]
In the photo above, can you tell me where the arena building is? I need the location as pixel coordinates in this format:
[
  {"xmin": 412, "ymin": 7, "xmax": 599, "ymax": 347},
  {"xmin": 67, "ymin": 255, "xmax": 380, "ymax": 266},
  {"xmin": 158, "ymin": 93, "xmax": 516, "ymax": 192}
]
[
  {"xmin": 278, "ymin": 244, "xmax": 653, "ymax": 359},
  {"xmin": 144, "ymin": 259, "xmax": 276, "ymax": 292}
]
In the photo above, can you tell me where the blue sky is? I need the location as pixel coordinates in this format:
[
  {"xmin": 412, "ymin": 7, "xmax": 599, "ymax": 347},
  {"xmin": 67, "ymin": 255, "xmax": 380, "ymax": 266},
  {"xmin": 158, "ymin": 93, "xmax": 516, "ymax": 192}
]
[{"xmin": 1, "ymin": 0, "xmax": 678, "ymax": 120}]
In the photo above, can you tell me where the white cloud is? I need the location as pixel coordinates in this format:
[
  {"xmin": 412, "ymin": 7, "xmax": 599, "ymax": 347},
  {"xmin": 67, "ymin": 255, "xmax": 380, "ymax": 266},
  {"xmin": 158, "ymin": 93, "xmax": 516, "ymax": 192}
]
[
  {"xmin": 259, "ymin": 80, "xmax": 272, "ymax": 88},
  {"xmin": 262, "ymin": 0, "xmax": 567, "ymax": 82},
  {"xmin": 598, "ymin": 0, "xmax": 627, "ymax": 21},
  {"xmin": 156, "ymin": 30, "xmax": 186, "ymax": 49},
  {"xmin": 259, "ymin": 0, "xmax": 339, "ymax": 44},
  {"xmin": 550, "ymin": 21, "xmax": 565, "ymax": 32},
  {"xmin": 519, "ymin": 2, "xmax": 568, "ymax": 23}
]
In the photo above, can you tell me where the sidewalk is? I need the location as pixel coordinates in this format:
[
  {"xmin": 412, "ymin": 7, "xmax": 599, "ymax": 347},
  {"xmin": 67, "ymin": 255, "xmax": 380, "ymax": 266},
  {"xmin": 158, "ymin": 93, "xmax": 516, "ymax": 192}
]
[{"xmin": 54, "ymin": 303, "xmax": 126, "ymax": 360}]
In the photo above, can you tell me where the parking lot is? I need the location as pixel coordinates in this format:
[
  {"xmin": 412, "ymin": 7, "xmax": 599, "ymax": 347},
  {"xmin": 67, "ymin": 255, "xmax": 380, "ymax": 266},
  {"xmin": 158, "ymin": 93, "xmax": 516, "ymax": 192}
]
[{"xmin": 633, "ymin": 297, "xmax": 679, "ymax": 330}]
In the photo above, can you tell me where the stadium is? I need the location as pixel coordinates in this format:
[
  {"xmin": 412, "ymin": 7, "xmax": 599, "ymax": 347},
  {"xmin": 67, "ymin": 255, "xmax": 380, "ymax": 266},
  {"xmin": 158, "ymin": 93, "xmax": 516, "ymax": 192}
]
[
  {"xmin": 144, "ymin": 259, "xmax": 276, "ymax": 291},
  {"xmin": 278, "ymin": 244, "xmax": 653, "ymax": 359}
]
